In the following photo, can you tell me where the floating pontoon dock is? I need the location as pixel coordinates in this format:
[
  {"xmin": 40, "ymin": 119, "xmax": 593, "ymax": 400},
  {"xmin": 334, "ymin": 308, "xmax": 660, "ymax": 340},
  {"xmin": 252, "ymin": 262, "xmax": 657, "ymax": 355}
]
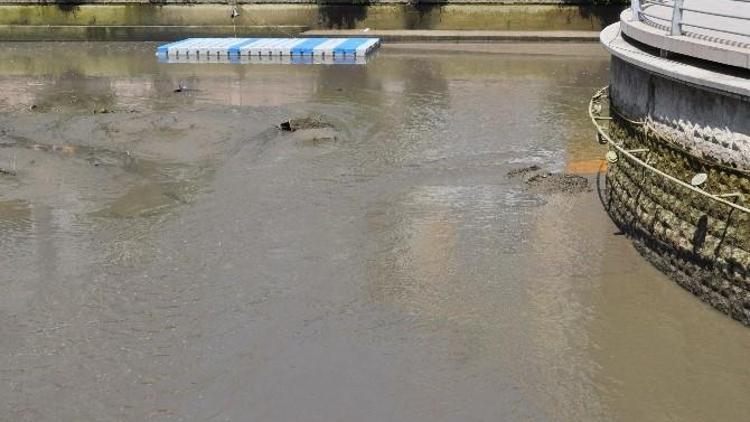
[{"xmin": 156, "ymin": 38, "xmax": 381, "ymax": 64}]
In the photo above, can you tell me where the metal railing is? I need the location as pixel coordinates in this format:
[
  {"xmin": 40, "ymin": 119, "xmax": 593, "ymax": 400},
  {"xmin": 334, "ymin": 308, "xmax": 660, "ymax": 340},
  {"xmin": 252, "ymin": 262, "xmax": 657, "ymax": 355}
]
[{"xmin": 631, "ymin": 0, "xmax": 750, "ymax": 45}]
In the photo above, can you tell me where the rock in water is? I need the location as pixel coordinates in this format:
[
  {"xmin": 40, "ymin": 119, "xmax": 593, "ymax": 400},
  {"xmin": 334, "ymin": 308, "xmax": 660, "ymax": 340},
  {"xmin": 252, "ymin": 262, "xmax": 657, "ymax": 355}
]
[
  {"xmin": 507, "ymin": 165, "xmax": 590, "ymax": 194},
  {"xmin": 525, "ymin": 173, "xmax": 590, "ymax": 194},
  {"xmin": 506, "ymin": 165, "xmax": 541, "ymax": 178},
  {"xmin": 280, "ymin": 116, "xmax": 336, "ymax": 132}
]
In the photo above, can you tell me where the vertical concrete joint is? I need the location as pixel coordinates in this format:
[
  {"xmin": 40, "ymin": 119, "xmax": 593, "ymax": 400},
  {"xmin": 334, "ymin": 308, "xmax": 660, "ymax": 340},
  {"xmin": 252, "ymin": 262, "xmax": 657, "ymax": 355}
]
[{"xmin": 670, "ymin": 0, "xmax": 684, "ymax": 36}]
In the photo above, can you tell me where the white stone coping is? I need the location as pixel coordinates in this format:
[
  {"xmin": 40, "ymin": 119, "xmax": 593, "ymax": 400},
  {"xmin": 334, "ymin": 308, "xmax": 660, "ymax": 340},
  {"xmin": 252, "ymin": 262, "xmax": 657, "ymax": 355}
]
[
  {"xmin": 600, "ymin": 23, "xmax": 750, "ymax": 99},
  {"xmin": 620, "ymin": 9, "xmax": 750, "ymax": 70}
]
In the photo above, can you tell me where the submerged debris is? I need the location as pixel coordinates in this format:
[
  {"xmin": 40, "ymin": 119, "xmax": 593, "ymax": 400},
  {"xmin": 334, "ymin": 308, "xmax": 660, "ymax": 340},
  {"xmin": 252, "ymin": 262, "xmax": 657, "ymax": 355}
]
[
  {"xmin": 506, "ymin": 165, "xmax": 541, "ymax": 178},
  {"xmin": 526, "ymin": 172, "xmax": 590, "ymax": 194},
  {"xmin": 297, "ymin": 129, "xmax": 338, "ymax": 145},
  {"xmin": 280, "ymin": 116, "xmax": 336, "ymax": 132},
  {"xmin": 0, "ymin": 168, "xmax": 16, "ymax": 176}
]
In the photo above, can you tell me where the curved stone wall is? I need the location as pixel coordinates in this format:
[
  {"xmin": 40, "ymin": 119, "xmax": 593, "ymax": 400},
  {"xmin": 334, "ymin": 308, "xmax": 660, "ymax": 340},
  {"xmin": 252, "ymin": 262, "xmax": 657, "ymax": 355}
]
[
  {"xmin": 605, "ymin": 56, "xmax": 750, "ymax": 324},
  {"xmin": 609, "ymin": 56, "xmax": 750, "ymax": 168}
]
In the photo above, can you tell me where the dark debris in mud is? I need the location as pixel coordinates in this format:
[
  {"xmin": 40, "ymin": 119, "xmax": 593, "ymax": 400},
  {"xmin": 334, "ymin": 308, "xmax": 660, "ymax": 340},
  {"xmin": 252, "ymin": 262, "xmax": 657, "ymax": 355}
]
[
  {"xmin": 526, "ymin": 172, "xmax": 590, "ymax": 194},
  {"xmin": 280, "ymin": 116, "xmax": 336, "ymax": 132},
  {"xmin": 507, "ymin": 165, "xmax": 590, "ymax": 194},
  {"xmin": 506, "ymin": 165, "xmax": 541, "ymax": 178}
]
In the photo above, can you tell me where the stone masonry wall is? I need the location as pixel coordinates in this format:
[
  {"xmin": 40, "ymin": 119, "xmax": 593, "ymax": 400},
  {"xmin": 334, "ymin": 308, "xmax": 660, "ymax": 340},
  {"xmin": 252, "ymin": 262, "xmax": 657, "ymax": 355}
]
[
  {"xmin": 610, "ymin": 56, "xmax": 750, "ymax": 168},
  {"xmin": 605, "ymin": 114, "xmax": 750, "ymax": 325},
  {"xmin": 606, "ymin": 55, "xmax": 750, "ymax": 325}
]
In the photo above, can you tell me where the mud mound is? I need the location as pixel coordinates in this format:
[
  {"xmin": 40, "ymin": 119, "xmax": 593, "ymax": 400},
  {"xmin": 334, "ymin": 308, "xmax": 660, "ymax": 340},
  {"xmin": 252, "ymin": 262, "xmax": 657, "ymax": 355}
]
[
  {"xmin": 526, "ymin": 172, "xmax": 590, "ymax": 194},
  {"xmin": 507, "ymin": 165, "xmax": 590, "ymax": 194},
  {"xmin": 506, "ymin": 165, "xmax": 541, "ymax": 178},
  {"xmin": 280, "ymin": 116, "xmax": 335, "ymax": 132}
]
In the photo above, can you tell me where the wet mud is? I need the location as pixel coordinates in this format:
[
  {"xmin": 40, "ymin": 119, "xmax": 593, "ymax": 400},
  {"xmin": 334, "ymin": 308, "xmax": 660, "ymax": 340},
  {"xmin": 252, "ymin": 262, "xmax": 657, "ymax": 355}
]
[
  {"xmin": 280, "ymin": 115, "xmax": 340, "ymax": 145},
  {"xmin": 525, "ymin": 172, "xmax": 590, "ymax": 194},
  {"xmin": 1, "ymin": 42, "xmax": 749, "ymax": 422}
]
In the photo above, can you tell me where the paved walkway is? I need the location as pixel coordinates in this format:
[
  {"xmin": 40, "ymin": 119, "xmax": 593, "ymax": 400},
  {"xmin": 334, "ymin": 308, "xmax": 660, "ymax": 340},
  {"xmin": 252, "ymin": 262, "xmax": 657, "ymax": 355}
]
[
  {"xmin": 601, "ymin": 23, "xmax": 750, "ymax": 98},
  {"xmin": 622, "ymin": 1, "xmax": 750, "ymax": 69},
  {"xmin": 639, "ymin": 0, "xmax": 750, "ymax": 47}
]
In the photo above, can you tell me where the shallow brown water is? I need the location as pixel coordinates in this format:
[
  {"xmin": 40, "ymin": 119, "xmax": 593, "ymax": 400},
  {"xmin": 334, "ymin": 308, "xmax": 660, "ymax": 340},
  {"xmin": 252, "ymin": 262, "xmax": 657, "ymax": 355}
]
[{"xmin": 0, "ymin": 42, "xmax": 748, "ymax": 422}]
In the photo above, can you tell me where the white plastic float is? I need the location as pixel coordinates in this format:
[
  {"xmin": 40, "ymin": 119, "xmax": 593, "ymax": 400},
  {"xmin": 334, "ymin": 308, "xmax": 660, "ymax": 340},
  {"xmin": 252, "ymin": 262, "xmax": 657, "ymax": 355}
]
[{"xmin": 156, "ymin": 37, "xmax": 381, "ymax": 64}]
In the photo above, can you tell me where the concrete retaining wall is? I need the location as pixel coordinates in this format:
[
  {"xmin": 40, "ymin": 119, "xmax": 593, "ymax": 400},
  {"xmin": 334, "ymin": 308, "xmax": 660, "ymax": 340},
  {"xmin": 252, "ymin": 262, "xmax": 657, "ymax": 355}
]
[
  {"xmin": 0, "ymin": 2, "xmax": 624, "ymax": 40},
  {"xmin": 610, "ymin": 56, "xmax": 750, "ymax": 168},
  {"xmin": 606, "ymin": 56, "xmax": 750, "ymax": 325}
]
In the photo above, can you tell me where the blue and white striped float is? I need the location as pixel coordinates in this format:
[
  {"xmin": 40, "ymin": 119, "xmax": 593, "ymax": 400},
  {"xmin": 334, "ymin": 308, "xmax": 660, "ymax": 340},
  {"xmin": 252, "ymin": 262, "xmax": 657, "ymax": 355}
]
[{"xmin": 156, "ymin": 37, "xmax": 381, "ymax": 64}]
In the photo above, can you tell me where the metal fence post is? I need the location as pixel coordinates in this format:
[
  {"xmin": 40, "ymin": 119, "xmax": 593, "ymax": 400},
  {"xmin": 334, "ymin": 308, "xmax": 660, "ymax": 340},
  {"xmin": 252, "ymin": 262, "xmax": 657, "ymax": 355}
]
[
  {"xmin": 631, "ymin": 0, "xmax": 642, "ymax": 21},
  {"xmin": 671, "ymin": 0, "xmax": 684, "ymax": 35}
]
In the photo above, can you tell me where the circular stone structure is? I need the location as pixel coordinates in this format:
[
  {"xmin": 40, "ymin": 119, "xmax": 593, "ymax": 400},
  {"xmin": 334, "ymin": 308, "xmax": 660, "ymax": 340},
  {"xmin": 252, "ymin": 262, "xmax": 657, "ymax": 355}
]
[{"xmin": 597, "ymin": 6, "xmax": 750, "ymax": 325}]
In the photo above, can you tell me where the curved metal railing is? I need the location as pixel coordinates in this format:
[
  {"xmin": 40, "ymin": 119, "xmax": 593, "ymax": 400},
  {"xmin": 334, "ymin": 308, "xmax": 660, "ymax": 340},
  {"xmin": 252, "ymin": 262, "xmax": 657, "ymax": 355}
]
[
  {"xmin": 588, "ymin": 86, "xmax": 750, "ymax": 216},
  {"xmin": 631, "ymin": 0, "xmax": 750, "ymax": 47}
]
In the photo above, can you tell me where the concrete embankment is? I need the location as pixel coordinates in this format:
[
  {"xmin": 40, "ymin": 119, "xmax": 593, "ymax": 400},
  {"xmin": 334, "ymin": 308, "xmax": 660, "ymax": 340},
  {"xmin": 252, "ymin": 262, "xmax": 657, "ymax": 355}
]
[
  {"xmin": 599, "ymin": 21, "xmax": 750, "ymax": 325},
  {"xmin": 0, "ymin": 0, "xmax": 624, "ymax": 40},
  {"xmin": 303, "ymin": 29, "xmax": 600, "ymax": 42}
]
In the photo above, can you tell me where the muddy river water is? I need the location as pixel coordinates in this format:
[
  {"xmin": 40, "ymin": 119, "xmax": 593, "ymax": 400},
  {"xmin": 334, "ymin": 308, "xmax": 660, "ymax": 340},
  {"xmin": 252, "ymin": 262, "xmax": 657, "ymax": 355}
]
[{"xmin": 0, "ymin": 42, "xmax": 748, "ymax": 421}]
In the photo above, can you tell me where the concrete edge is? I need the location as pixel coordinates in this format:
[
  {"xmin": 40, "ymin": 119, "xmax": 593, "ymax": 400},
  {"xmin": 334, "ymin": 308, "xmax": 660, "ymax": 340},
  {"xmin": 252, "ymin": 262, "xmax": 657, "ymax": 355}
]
[
  {"xmin": 0, "ymin": 26, "xmax": 603, "ymax": 42},
  {"xmin": 302, "ymin": 29, "xmax": 601, "ymax": 42},
  {"xmin": 600, "ymin": 23, "xmax": 750, "ymax": 99},
  {"xmin": 0, "ymin": 25, "xmax": 309, "ymax": 40},
  {"xmin": 620, "ymin": 9, "xmax": 750, "ymax": 70}
]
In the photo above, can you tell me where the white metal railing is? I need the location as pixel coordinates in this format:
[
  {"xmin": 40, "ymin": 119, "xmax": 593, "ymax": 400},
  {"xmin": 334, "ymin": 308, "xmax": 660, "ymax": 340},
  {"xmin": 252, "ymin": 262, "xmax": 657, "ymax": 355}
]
[{"xmin": 631, "ymin": 0, "xmax": 750, "ymax": 45}]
